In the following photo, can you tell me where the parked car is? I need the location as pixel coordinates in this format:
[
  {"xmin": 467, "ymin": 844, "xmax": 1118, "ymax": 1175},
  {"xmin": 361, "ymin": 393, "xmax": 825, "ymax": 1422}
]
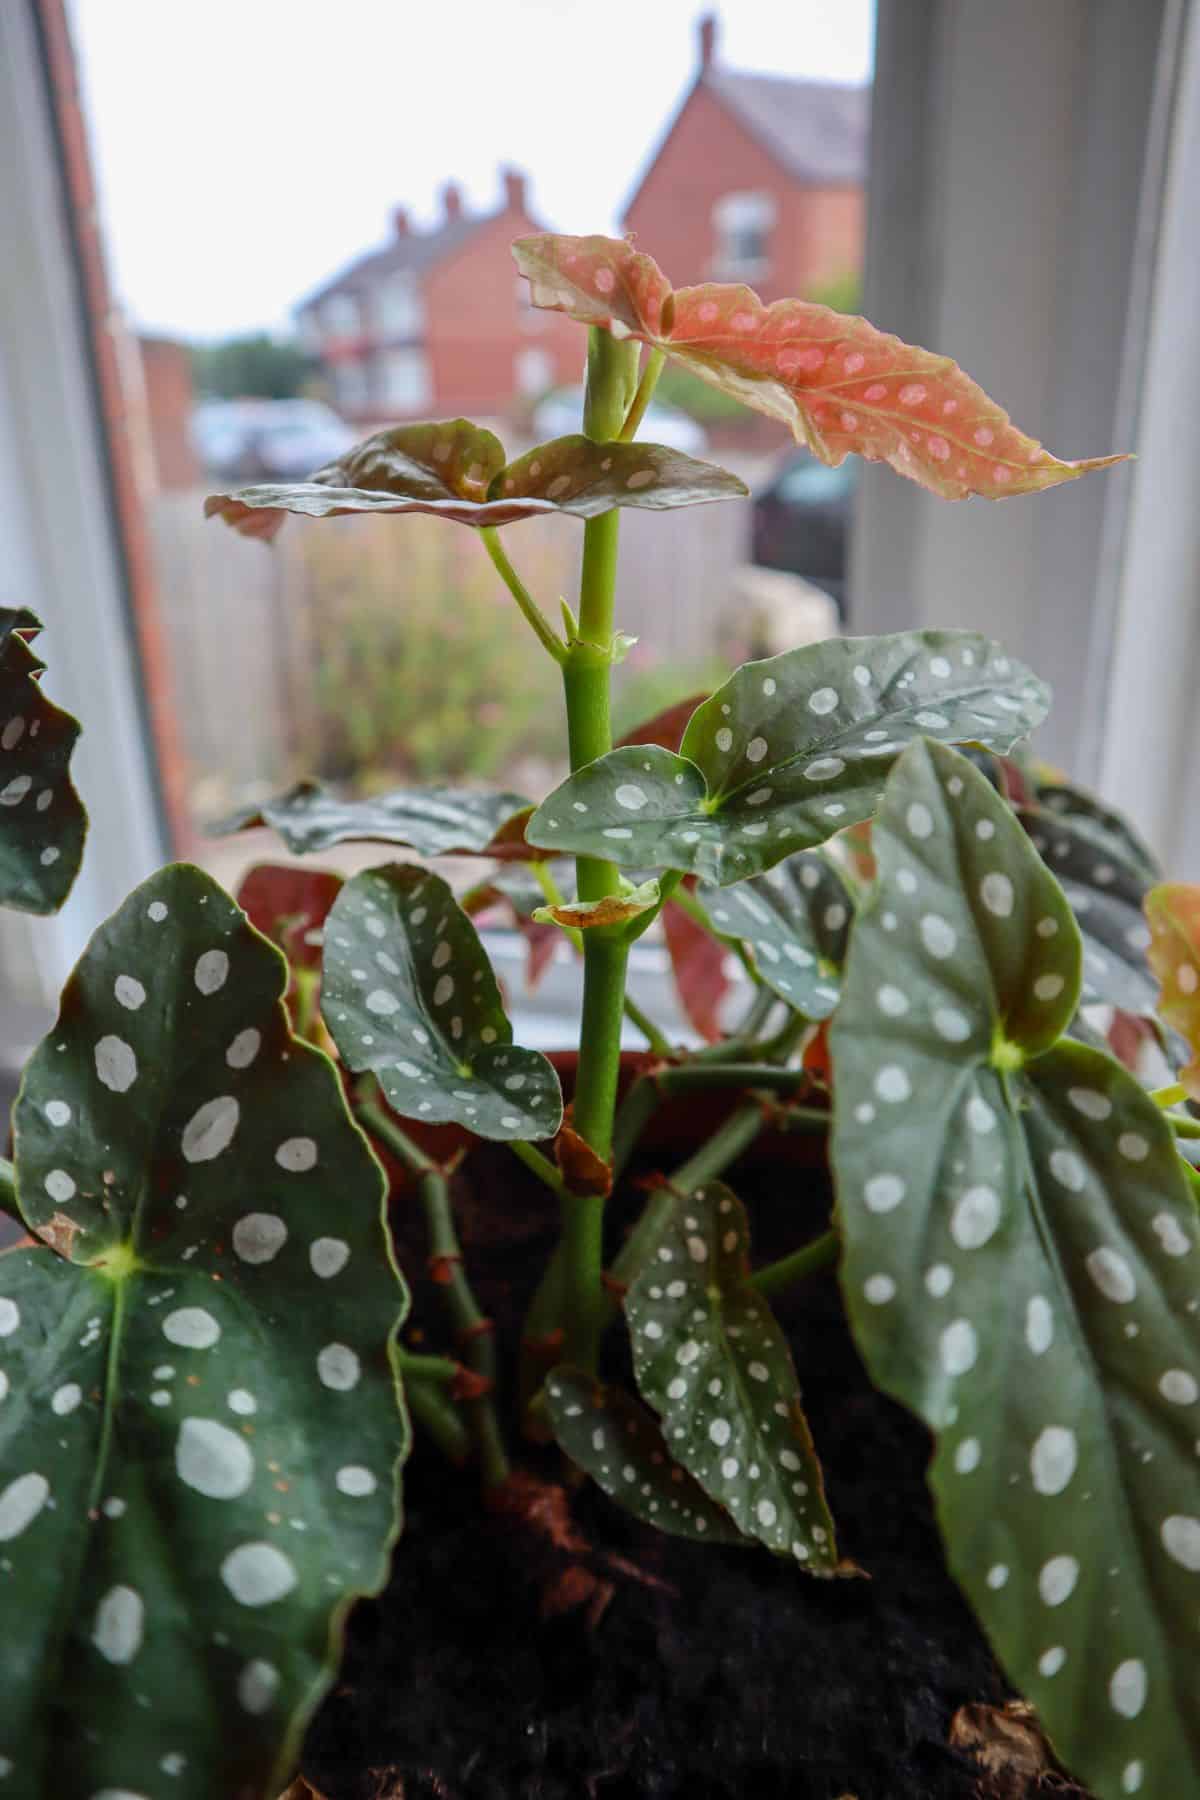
[
  {"xmin": 191, "ymin": 398, "xmax": 356, "ymax": 481},
  {"xmin": 531, "ymin": 386, "xmax": 708, "ymax": 456},
  {"xmin": 750, "ymin": 450, "xmax": 856, "ymax": 617}
]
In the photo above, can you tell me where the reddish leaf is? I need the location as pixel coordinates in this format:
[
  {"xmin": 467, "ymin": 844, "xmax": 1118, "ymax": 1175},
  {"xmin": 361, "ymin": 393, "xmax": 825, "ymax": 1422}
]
[
  {"xmin": 462, "ymin": 873, "xmax": 563, "ymax": 993},
  {"xmin": 235, "ymin": 862, "xmax": 342, "ymax": 972},
  {"xmin": 616, "ymin": 693, "xmax": 709, "ymax": 755},
  {"xmin": 662, "ymin": 898, "xmax": 730, "ymax": 1043},
  {"xmin": 513, "ymin": 234, "xmax": 1127, "ymax": 502},
  {"xmin": 836, "ymin": 819, "xmax": 876, "ymax": 886},
  {"xmin": 1145, "ymin": 884, "xmax": 1200, "ymax": 1098}
]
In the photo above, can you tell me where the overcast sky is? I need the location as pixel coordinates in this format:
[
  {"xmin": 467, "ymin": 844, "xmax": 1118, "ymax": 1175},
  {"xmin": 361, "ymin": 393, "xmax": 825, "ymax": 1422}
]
[{"xmin": 70, "ymin": 0, "xmax": 875, "ymax": 342}]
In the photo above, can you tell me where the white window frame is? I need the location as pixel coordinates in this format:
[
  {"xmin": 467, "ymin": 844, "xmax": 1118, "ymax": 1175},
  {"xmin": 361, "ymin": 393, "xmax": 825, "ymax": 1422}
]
[
  {"xmin": 0, "ymin": 1, "xmax": 166, "ymax": 1012},
  {"xmin": 854, "ymin": 0, "xmax": 1198, "ymax": 871},
  {"xmin": 711, "ymin": 190, "xmax": 775, "ymax": 281}
]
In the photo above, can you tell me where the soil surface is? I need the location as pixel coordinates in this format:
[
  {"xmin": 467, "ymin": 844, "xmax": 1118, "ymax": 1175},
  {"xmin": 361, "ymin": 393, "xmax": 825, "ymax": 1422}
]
[{"xmin": 302, "ymin": 1121, "xmax": 1048, "ymax": 1800}]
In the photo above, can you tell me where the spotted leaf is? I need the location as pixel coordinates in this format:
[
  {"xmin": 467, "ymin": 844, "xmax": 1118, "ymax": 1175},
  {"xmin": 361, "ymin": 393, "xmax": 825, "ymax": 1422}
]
[
  {"xmin": 1032, "ymin": 780, "xmax": 1160, "ymax": 887},
  {"xmin": 1, "ymin": 863, "xmax": 407, "ymax": 1800},
  {"xmin": 212, "ymin": 779, "xmax": 534, "ymax": 861},
  {"xmin": 1144, "ymin": 885, "xmax": 1200, "ymax": 1100},
  {"xmin": 625, "ymin": 1182, "xmax": 838, "ymax": 1568},
  {"xmin": 527, "ymin": 632, "xmax": 1047, "ymax": 884},
  {"xmin": 830, "ymin": 739, "xmax": 1200, "ymax": 1800},
  {"xmin": 1021, "ymin": 809, "xmax": 1158, "ymax": 1018},
  {"xmin": 544, "ymin": 1367, "xmax": 745, "ymax": 1544},
  {"xmin": 321, "ymin": 863, "xmax": 563, "ymax": 1142},
  {"xmin": 696, "ymin": 852, "xmax": 852, "ymax": 1017},
  {"xmin": 0, "ymin": 608, "xmax": 87, "ymax": 913},
  {"xmin": 205, "ymin": 421, "xmax": 746, "ymax": 540},
  {"xmin": 513, "ymin": 234, "xmax": 1126, "ymax": 501}
]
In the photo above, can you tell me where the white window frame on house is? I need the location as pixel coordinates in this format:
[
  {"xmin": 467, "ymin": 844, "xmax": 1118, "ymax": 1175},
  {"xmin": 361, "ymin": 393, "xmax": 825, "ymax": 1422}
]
[
  {"xmin": 321, "ymin": 290, "xmax": 360, "ymax": 340},
  {"xmin": 711, "ymin": 190, "xmax": 776, "ymax": 281},
  {"xmin": 515, "ymin": 346, "xmax": 554, "ymax": 397},
  {"xmin": 854, "ymin": 0, "xmax": 1200, "ymax": 874},
  {"xmin": 374, "ymin": 272, "xmax": 424, "ymax": 341},
  {"xmin": 380, "ymin": 346, "xmax": 432, "ymax": 414},
  {"xmin": 333, "ymin": 358, "xmax": 370, "ymax": 415}
]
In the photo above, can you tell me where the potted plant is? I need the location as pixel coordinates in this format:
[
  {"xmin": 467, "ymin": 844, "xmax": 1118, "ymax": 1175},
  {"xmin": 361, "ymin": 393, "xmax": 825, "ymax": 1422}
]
[{"xmin": 1, "ymin": 233, "xmax": 1194, "ymax": 1800}]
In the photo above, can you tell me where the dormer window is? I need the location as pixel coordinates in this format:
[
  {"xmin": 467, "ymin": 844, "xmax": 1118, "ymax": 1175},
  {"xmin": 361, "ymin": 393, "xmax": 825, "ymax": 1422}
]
[{"xmin": 712, "ymin": 191, "xmax": 775, "ymax": 280}]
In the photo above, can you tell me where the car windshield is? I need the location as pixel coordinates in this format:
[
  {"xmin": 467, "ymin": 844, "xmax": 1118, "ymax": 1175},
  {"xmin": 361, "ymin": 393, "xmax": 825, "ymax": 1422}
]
[{"xmin": 774, "ymin": 459, "xmax": 856, "ymax": 504}]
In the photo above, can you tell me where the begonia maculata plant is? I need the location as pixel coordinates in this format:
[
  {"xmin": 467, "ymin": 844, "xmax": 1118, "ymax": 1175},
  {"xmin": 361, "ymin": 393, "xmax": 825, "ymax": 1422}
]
[{"xmin": 0, "ymin": 232, "xmax": 1196, "ymax": 1800}]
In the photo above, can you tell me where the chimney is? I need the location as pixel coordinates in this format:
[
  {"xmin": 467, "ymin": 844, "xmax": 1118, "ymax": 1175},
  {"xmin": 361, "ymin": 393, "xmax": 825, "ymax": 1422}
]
[
  {"xmin": 698, "ymin": 12, "xmax": 717, "ymax": 70},
  {"xmin": 392, "ymin": 207, "xmax": 409, "ymax": 238},
  {"xmin": 441, "ymin": 181, "xmax": 463, "ymax": 223},
  {"xmin": 502, "ymin": 167, "xmax": 527, "ymax": 214}
]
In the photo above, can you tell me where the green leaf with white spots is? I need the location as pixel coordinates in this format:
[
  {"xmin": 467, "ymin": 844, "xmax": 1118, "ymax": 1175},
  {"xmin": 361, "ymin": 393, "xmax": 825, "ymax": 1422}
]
[
  {"xmin": 321, "ymin": 863, "xmax": 563, "ymax": 1142},
  {"xmin": 1020, "ymin": 808, "xmax": 1160, "ymax": 1019},
  {"xmin": 526, "ymin": 632, "xmax": 1048, "ymax": 884},
  {"xmin": 0, "ymin": 608, "xmax": 87, "ymax": 913},
  {"xmin": 544, "ymin": 1367, "xmax": 746, "ymax": 1545},
  {"xmin": 830, "ymin": 739, "xmax": 1200, "ymax": 1800},
  {"xmin": 695, "ymin": 852, "xmax": 852, "ymax": 1016},
  {"xmin": 1, "ymin": 862, "xmax": 408, "ymax": 1800},
  {"xmin": 205, "ymin": 420, "xmax": 746, "ymax": 540},
  {"xmin": 1032, "ymin": 779, "xmax": 1160, "ymax": 886},
  {"xmin": 624, "ymin": 1182, "xmax": 839, "ymax": 1569},
  {"xmin": 212, "ymin": 778, "xmax": 534, "ymax": 861}
]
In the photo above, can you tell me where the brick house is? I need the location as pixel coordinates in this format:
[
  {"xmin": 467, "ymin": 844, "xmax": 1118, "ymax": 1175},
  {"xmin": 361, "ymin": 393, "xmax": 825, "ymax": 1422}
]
[
  {"xmin": 295, "ymin": 170, "xmax": 581, "ymax": 426},
  {"xmin": 623, "ymin": 15, "xmax": 868, "ymax": 301}
]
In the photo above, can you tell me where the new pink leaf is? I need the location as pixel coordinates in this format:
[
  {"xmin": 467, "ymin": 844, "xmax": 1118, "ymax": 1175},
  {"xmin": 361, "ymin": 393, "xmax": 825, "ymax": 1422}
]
[{"xmin": 513, "ymin": 234, "xmax": 1127, "ymax": 502}]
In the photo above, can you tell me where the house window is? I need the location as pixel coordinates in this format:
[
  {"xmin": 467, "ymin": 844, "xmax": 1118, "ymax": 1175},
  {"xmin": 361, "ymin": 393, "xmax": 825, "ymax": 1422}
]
[
  {"xmin": 515, "ymin": 347, "xmax": 554, "ymax": 396},
  {"xmin": 375, "ymin": 274, "xmax": 424, "ymax": 340},
  {"xmin": 333, "ymin": 359, "xmax": 369, "ymax": 414},
  {"xmin": 297, "ymin": 308, "xmax": 322, "ymax": 353},
  {"xmin": 322, "ymin": 292, "xmax": 360, "ymax": 340},
  {"xmin": 712, "ymin": 192, "xmax": 776, "ymax": 279},
  {"xmin": 381, "ymin": 347, "xmax": 431, "ymax": 413}
]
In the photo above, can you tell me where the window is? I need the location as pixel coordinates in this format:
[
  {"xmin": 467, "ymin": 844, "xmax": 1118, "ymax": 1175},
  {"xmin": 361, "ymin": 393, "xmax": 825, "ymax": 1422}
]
[
  {"xmin": 381, "ymin": 347, "xmax": 431, "ymax": 412},
  {"xmin": 375, "ymin": 273, "xmax": 424, "ymax": 339},
  {"xmin": 515, "ymin": 347, "xmax": 554, "ymax": 396},
  {"xmin": 333, "ymin": 358, "xmax": 369, "ymax": 413},
  {"xmin": 321, "ymin": 292, "xmax": 360, "ymax": 339},
  {"xmin": 712, "ymin": 191, "xmax": 775, "ymax": 278}
]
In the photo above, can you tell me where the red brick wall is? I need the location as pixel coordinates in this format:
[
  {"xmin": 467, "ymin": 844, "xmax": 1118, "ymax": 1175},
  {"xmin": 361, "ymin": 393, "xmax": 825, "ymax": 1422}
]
[
  {"xmin": 138, "ymin": 337, "xmax": 201, "ymax": 492},
  {"xmin": 424, "ymin": 206, "xmax": 583, "ymax": 419},
  {"xmin": 623, "ymin": 82, "xmax": 863, "ymax": 302}
]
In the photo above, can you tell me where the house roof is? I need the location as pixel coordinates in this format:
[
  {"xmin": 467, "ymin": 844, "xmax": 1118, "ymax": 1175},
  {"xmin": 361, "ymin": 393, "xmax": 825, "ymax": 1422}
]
[
  {"xmin": 298, "ymin": 212, "xmax": 490, "ymax": 312},
  {"xmin": 622, "ymin": 65, "xmax": 869, "ymax": 224},
  {"xmin": 706, "ymin": 70, "xmax": 868, "ymax": 184}
]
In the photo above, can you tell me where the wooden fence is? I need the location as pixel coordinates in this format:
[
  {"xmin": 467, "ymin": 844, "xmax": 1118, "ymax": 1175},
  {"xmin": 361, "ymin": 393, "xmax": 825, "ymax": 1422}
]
[{"xmin": 148, "ymin": 484, "xmax": 757, "ymax": 818}]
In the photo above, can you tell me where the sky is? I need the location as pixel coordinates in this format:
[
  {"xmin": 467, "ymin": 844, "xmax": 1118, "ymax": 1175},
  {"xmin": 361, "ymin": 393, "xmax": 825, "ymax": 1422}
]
[{"xmin": 70, "ymin": 0, "xmax": 874, "ymax": 342}]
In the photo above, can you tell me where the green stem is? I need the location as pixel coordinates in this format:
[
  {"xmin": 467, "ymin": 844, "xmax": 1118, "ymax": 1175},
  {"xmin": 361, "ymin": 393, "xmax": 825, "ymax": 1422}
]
[
  {"xmin": 509, "ymin": 1137, "xmax": 567, "ymax": 1197},
  {"xmin": 618, "ymin": 348, "xmax": 666, "ymax": 442},
  {"xmin": 750, "ymin": 1229, "xmax": 839, "ymax": 1298},
  {"xmin": 357, "ymin": 1091, "xmax": 509, "ymax": 1487},
  {"xmin": 0, "ymin": 1156, "xmax": 17, "ymax": 1220},
  {"xmin": 403, "ymin": 1375, "xmax": 473, "ymax": 1466},
  {"xmin": 654, "ymin": 1064, "xmax": 823, "ymax": 1101},
  {"xmin": 612, "ymin": 1100, "xmax": 766, "ymax": 1288},
  {"xmin": 1152, "ymin": 1082, "xmax": 1188, "ymax": 1110},
  {"xmin": 553, "ymin": 326, "xmax": 641, "ymax": 1375},
  {"xmin": 1166, "ymin": 1112, "xmax": 1200, "ymax": 1139},
  {"xmin": 394, "ymin": 1347, "xmax": 461, "ymax": 1383},
  {"xmin": 480, "ymin": 526, "xmax": 566, "ymax": 663}
]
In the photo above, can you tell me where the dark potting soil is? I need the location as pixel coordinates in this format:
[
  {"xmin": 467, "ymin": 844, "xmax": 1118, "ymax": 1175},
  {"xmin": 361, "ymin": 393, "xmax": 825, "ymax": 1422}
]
[{"xmin": 302, "ymin": 1129, "xmax": 1033, "ymax": 1800}]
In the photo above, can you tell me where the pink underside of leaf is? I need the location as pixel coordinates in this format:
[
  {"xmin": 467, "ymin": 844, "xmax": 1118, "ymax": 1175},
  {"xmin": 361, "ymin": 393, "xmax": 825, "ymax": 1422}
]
[
  {"xmin": 1145, "ymin": 883, "xmax": 1200, "ymax": 1098},
  {"xmin": 512, "ymin": 232, "xmax": 1128, "ymax": 502},
  {"xmin": 662, "ymin": 899, "xmax": 729, "ymax": 1043}
]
